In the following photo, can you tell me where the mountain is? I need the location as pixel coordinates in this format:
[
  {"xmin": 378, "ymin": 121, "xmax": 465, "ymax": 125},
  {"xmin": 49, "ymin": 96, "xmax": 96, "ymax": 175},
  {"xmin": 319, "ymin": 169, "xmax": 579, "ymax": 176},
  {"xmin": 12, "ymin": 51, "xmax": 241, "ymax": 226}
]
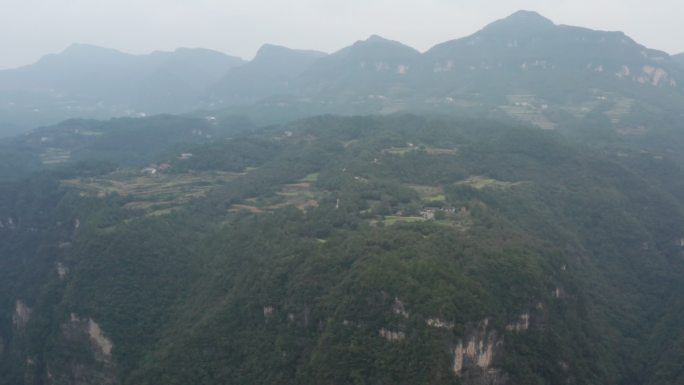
[
  {"xmin": 3, "ymin": 114, "xmax": 684, "ymax": 384},
  {"xmin": 208, "ymin": 44, "xmax": 326, "ymax": 106},
  {"xmin": 295, "ymin": 35, "xmax": 420, "ymax": 101},
  {"xmin": 209, "ymin": 12, "xmax": 684, "ymax": 139},
  {"xmin": 419, "ymin": 11, "xmax": 684, "ymax": 126},
  {"xmin": 0, "ymin": 45, "xmax": 245, "ymax": 134},
  {"xmin": 5, "ymin": 10, "xmax": 684, "ymax": 385},
  {"xmin": 0, "ymin": 113, "xmax": 254, "ymax": 182},
  {"xmin": 674, "ymin": 52, "xmax": 684, "ymax": 68},
  {"xmin": 3, "ymin": 12, "xmax": 684, "ymax": 138},
  {"xmin": 208, "ymin": 36, "xmax": 422, "ymax": 123}
]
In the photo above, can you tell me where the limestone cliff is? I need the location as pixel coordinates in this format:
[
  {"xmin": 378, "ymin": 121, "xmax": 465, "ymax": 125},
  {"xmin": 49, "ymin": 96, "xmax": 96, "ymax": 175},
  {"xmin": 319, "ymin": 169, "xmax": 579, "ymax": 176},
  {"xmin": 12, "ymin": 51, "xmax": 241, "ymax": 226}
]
[
  {"xmin": 452, "ymin": 319, "xmax": 507, "ymax": 385},
  {"xmin": 44, "ymin": 314, "xmax": 117, "ymax": 385}
]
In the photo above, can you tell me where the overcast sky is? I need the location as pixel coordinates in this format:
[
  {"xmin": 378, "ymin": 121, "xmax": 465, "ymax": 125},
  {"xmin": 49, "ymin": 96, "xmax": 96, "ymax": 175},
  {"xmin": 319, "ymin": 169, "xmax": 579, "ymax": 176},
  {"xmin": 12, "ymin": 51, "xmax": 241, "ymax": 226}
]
[{"xmin": 1, "ymin": 0, "xmax": 683, "ymax": 69}]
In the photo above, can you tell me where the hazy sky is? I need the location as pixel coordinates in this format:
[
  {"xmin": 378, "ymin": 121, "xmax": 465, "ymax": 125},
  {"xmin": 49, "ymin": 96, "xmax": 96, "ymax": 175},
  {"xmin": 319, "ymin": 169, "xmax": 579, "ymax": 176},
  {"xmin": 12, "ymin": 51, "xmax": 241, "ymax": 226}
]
[{"xmin": 1, "ymin": 0, "xmax": 683, "ymax": 69}]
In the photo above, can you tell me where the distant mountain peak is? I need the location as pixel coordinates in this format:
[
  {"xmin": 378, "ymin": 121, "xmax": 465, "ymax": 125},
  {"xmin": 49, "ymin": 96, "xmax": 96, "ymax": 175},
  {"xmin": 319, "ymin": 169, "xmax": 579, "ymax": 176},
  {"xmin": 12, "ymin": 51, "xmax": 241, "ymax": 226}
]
[
  {"xmin": 256, "ymin": 43, "xmax": 289, "ymax": 53},
  {"xmin": 63, "ymin": 43, "xmax": 107, "ymax": 51},
  {"xmin": 254, "ymin": 44, "xmax": 326, "ymax": 61},
  {"xmin": 343, "ymin": 35, "xmax": 420, "ymax": 56},
  {"xmin": 507, "ymin": 10, "xmax": 553, "ymax": 22},
  {"xmin": 60, "ymin": 43, "xmax": 122, "ymax": 56},
  {"xmin": 358, "ymin": 34, "xmax": 413, "ymax": 48},
  {"xmin": 365, "ymin": 34, "xmax": 392, "ymax": 43},
  {"xmin": 480, "ymin": 10, "xmax": 555, "ymax": 35}
]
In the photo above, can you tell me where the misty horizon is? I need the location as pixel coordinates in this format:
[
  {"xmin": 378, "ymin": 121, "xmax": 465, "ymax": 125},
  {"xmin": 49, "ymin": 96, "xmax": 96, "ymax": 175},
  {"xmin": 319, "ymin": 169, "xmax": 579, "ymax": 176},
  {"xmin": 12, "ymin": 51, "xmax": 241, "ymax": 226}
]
[{"xmin": 2, "ymin": 1, "xmax": 684, "ymax": 70}]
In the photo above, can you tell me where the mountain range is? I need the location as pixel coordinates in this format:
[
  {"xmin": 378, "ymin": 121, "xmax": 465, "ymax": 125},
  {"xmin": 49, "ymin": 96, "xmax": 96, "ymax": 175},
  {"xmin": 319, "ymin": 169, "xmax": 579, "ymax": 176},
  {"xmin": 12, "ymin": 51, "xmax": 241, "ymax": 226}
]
[
  {"xmin": 0, "ymin": 45, "xmax": 244, "ymax": 134},
  {"xmin": 4, "ymin": 10, "xmax": 684, "ymax": 385},
  {"xmin": 1, "ymin": 11, "xmax": 683, "ymax": 136}
]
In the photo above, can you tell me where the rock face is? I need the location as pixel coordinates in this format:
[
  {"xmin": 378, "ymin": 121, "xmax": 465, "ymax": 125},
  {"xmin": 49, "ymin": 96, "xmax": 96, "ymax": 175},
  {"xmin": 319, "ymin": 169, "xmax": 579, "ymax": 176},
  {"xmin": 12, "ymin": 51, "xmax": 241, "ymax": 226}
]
[
  {"xmin": 505, "ymin": 312, "xmax": 530, "ymax": 332},
  {"xmin": 12, "ymin": 300, "xmax": 32, "ymax": 330},
  {"xmin": 45, "ymin": 314, "xmax": 117, "ymax": 385},
  {"xmin": 379, "ymin": 328, "xmax": 406, "ymax": 342},
  {"xmin": 453, "ymin": 319, "xmax": 507, "ymax": 385}
]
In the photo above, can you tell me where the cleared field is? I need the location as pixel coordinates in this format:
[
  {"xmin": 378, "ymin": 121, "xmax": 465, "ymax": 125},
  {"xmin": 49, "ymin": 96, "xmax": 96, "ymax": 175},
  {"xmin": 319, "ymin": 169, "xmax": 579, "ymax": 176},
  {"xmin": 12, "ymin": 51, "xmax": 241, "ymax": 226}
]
[
  {"xmin": 408, "ymin": 185, "xmax": 446, "ymax": 202},
  {"xmin": 270, "ymin": 182, "xmax": 320, "ymax": 210},
  {"xmin": 300, "ymin": 173, "xmax": 319, "ymax": 183},
  {"xmin": 62, "ymin": 171, "xmax": 241, "ymax": 212},
  {"xmin": 382, "ymin": 147, "xmax": 416, "ymax": 155},
  {"xmin": 456, "ymin": 176, "xmax": 524, "ymax": 190},
  {"xmin": 426, "ymin": 148, "xmax": 458, "ymax": 155},
  {"xmin": 502, "ymin": 94, "xmax": 556, "ymax": 130},
  {"xmin": 605, "ymin": 97, "xmax": 634, "ymax": 124},
  {"xmin": 230, "ymin": 173, "xmax": 322, "ymax": 213},
  {"xmin": 229, "ymin": 204, "xmax": 265, "ymax": 214},
  {"xmin": 379, "ymin": 216, "xmax": 426, "ymax": 225},
  {"xmin": 41, "ymin": 148, "xmax": 71, "ymax": 164},
  {"xmin": 382, "ymin": 146, "xmax": 457, "ymax": 156}
]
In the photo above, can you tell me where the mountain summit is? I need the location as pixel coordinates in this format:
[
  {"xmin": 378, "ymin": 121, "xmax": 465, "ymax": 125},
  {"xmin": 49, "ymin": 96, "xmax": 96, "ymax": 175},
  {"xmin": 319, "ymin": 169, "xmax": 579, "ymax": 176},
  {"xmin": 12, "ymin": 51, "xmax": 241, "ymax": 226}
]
[
  {"xmin": 0, "ymin": 45, "xmax": 244, "ymax": 131},
  {"xmin": 2, "ymin": 11, "xmax": 684, "ymax": 137},
  {"xmin": 208, "ymin": 44, "xmax": 326, "ymax": 105},
  {"xmin": 479, "ymin": 10, "xmax": 555, "ymax": 35}
]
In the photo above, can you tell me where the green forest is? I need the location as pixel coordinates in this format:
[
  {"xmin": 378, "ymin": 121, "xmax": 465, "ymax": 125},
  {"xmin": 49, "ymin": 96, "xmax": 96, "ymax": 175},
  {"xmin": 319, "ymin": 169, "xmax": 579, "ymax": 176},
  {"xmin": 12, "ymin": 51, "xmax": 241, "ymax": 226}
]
[{"xmin": 2, "ymin": 114, "xmax": 684, "ymax": 384}]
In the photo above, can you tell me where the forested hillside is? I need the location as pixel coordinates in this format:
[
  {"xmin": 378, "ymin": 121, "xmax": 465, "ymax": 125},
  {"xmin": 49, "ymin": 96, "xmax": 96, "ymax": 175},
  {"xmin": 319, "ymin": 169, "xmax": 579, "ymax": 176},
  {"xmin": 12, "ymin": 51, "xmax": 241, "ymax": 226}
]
[
  {"xmin": 2, "ymin": 115, "xmax": 684, "ymax": 384},
  {"xmin": 3, "ymin": 11, "xmax": 684, "ymax": 139},
  {"xmin": 0, "ymin": 45, "xmax": 245, "ymax": 133},
  {"xmin": 674, "ymin": 53, "xmax": 684, "ymax": 68}
]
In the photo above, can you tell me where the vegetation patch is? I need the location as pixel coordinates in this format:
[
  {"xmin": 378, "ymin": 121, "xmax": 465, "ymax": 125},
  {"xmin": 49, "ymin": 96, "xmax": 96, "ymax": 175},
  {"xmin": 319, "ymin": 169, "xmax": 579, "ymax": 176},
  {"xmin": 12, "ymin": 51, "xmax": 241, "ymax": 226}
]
[
  {"xmin": 456, "ymin": 176, "xmax": 524, "ymax": 190},
  {"xmin": 40, "ymin": 148, "xmax": 71, "ymax": 164},
  {"xmin": 300, "ymin": 173, "xmax": 320, "ymax": 183},
  {"xmin": 62, "ymin": 171, "xmax": 241, "ymax": 212},
  {"xmin": 382, "ymin": 146, "xmax": 416, "ymax": 155},
  {"xmin": 377, "ymin": 215, "xmax": 426, "ymax": 225},
  {"xmin": 229, "ymin": 204, "xmax": 264, "ymax": 214},
  {"xmin": 408, "ymin": 185, "xmax": 446, "ymax": 202},
  {"xmin": 270, "ymin": 182, "xmax": 320, "ymax": 210}
]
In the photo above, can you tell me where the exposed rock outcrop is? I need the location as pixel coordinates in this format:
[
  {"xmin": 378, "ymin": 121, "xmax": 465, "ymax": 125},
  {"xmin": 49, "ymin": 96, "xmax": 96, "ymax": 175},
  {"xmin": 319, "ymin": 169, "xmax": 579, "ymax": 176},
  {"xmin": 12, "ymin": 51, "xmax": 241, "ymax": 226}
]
[
  {"xmin": 453, "ymin": 319, "xmax": 507, "ymax": 385},
  {"xmin": 379, "ymin": 328, "xmax": 405, "ymax": 342},
  {"xmin": 392, "ymin": 297, "xmax": 409, "ymax": 318},
  {"xmin": 426, "ymin": 318, "xmax": 455, "ymax": 330},
  {"xmin": 12, "ymin": 300, "xmax": 32, "ymax": 330},
  {"xmin": 505, "ymin": 312, "xmax": 530, "ymax": 332},
  {"xmin": 45, "ymin": 314, "xmax": 118, "ymax": 385},
  {"xmin": 57, "ymin": 262, "xmax": 69, "ymax": 279}
]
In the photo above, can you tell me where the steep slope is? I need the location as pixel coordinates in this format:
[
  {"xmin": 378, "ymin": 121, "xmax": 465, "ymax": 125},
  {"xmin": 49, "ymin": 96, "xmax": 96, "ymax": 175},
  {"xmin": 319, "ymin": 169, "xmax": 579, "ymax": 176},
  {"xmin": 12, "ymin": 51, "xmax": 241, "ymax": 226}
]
[
  {"xmin": 0, "ymin": 114, "xmax": 253, "ymax": 182},
  {"xmin": 296, "ymin": 35, "xmax": 420, "ymax": 100},
  {"xmin": 0, "ymin": 45, "xmax": 245, "ymax": 133},
  {"xmin": 420, "ymin": 11, "xmax": 684, "ymax": 127},
  {"xmin": 674, "ymin": 53, "xmax": 684, "ymax": 68},
  {"xmin": 2, "ymin": 115, "xmax": 684, "ymax": 385},
  {"xmin": 219, "ymin": 36, "xmax": 423, "ymax": 122},
  {"xmin": 208, "ymin": 44, "xmax": 326, "ymax": 106},
  {"xmin": 209, "ymin": 12, "xmax": 684, "ymax": 137}
]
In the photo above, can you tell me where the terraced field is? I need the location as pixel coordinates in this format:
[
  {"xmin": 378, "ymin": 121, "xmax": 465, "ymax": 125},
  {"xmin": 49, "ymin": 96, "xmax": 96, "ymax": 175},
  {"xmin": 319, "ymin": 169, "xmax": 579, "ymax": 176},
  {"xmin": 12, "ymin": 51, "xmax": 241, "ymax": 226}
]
[
  {"xmin": 408, "ymin": 184, "xmax": 446, "ymax": 202},
  {"xmin": 40, "ymin": 148, "xmax": 71, "ymax": 164},
  {"xmin": 62, "ymin": 170, "xmax": 241, "ymax": 214},
  {"xmin": 229, "ymin": 173, "xmax": 322, "ymax": 213},
  {"xmin": 456, "ymin": 176, "xmax": 525, "ymax": 190}
]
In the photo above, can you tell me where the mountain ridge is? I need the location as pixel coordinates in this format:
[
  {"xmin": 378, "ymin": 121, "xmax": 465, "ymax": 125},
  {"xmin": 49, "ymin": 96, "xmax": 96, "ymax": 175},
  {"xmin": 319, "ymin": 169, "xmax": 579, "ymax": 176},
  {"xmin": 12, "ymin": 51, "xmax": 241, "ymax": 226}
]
[
  {"xmin": 2, "ymin": 11, "xmax": 684, "ymax": 138},
  {"xmin": 674, "ymin": 52, "xmax": 684, "ymax": 67},
  {"xmin": 0, "ymin": 45, "xmax": 245, "ymax": 133},
  {"xmin": 208, "ymin": 44, "xmax": 326, "ymax": 106}
]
